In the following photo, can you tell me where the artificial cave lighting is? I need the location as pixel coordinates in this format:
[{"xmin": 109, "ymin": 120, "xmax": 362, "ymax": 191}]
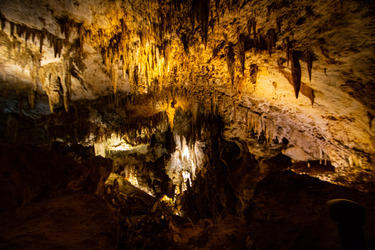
[
  {"xmin": 167, "ymin": 134, "xmax": 204, "ymax": 194},
  {"xmin": 94, "ymin": 132, "xmax": 148, "ymax": 157}
]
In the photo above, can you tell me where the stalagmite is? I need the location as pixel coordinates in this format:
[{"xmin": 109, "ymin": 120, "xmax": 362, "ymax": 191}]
[{"xmin": 291, "ymin": 50, "xmax": 301, "ymax": 99}]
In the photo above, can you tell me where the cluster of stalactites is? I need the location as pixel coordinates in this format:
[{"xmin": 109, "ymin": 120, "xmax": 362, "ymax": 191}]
[
  {"xmin": 39, "ymin": 59, "xmax": 72, "ymax": 112},
  {"xmin": 0, "ymin": 12, "xmax": 86, "ymax": 112},
  {"xmin": 99, "ymin": 19, "xmax": 174, "ymax": 94},
  {"xmin": 285, "ymin": 38, "xmax": 315, "ymax": 99},
  {"xmin": 226, "ymin": 13, "xmax": 316, "ymax": 103},
  {"xmin": 0, "ymin": 13, "xmax": 68, "ymax": 57},
  {"xmin": 95, "ymin": 0, "xmax": 221, "ymax": 95},
  {"xmin": 222, "ymin": 15, "xmax": 284, "ymax": 94},
  {"xmin": 319, "ymin": 147, "xmax": 330, "ymax": 166}
]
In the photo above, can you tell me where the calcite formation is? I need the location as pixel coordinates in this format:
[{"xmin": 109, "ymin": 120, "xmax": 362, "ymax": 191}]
[{"xmin": 0, "ymin": 0, "xmax": 374, "ymax": 189}]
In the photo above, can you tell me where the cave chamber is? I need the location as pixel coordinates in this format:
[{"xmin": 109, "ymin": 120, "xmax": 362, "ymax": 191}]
[{"xmin": 0, "ymin": 0, "xmax": 375, "ymax": 249}]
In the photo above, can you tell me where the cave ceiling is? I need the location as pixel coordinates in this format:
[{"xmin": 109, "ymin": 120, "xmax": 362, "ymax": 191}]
[{"xmin": 0, "ymin": 0, "xmax": 374, "ymax": 184}]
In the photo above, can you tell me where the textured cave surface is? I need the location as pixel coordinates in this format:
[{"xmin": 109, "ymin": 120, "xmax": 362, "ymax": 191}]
[{"xmin": 0, "ymin": 0, "xmax": 375, "ymax": 249}]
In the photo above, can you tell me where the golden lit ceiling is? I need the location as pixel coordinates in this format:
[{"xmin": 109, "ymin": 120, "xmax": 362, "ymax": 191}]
[{"xmin": 0, "ymin": 0, "xmax": 374, "ymax": 186}]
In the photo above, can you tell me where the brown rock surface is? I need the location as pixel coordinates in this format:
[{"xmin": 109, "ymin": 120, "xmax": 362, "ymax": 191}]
[
  {"xmin": 0, "ymin": 142, "xmax": 119, "ymax": 249},
  {"xmin": 245, "ymin": 171, "xmax": 375, "ymax": 250}
]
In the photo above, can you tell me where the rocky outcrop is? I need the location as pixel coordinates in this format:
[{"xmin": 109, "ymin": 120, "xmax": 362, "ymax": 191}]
[
  {"xmin": 0, "ymin": 142, "xmax": 119, "ymax": 249},
  {"xmin": 244, "ymin": 171, "xmax": 375, "ymax": 250},
  {"xmin": 0, "ymin": 192, "xmax": 119, "ymax": 249},
  {"xmin": 0, "ymin": 142, "xmax": 79, "ymax": 212}
]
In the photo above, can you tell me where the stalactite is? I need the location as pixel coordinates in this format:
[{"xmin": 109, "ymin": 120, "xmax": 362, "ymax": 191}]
[
  {"xmin": 179, "ymin": 32, "xmax": 189, "ymax": 53},
  {"xmin": 282, "ymin": 67, "xmax": 315, "ymax": 105},
  {"xmin": 48, "ymin": 34, "xmax": 54, "ymax": 47},
  {"xmin": 10, "ymin": 22, "xmax": 14, "ymax": 36},
  {"xmin": 39, "ymin": 30, "xmax": 45, "ymax": 53},
  {"xmin": 276, "ymin": 16, "xmax": 282, "ymax": 33},
  {"xmin": 247, "ymin": 18, "xmax": 252, "ymax": 38},
  {"xmin": 163, "ymin": 40, "xmax": 171, "ymax": 69},
  {"xmin": 266, "ymin": 34, "xmax": 271, "ymax": 55},
  {"xmin": 56, "ymin": 16, "xmax": 75, "ymax": 41},
  {"xmin": 306, "ymin": 50, "xmax": 313, "ymax": 82},
  {"xmin": 53, "ymin": 38, "xmax": 63, "ymax": 58},
  {"xmin": 122, "ymin": 57, "xmax": 126, "ymax": 80},
  {"xmin": 214, "ymin": 0, "xmax": 220, "ymax": 24},
  {"xmin": 266, "ymin": 28, "xmax": 276, "ymax": 55},
  {"xmin": 256, "ymin": 30, "xmax": 267, "ymax": 52},
  {"xmin": 111, "ymin": 59, "xmax": 119, "ymax": 94},
  {"xmin": 16, "ymin": 24, "xmax": 24, "ymax": 37},
  {"xmin": 32, "ymin": 30, "xmax": 36, "ymax": 42},
  {"xmin": 0, "ymin": 12, "xmax": 5, "ymax": 31},
  {"xmin": 368, "ymin": 111, "xmax": 374, "ymax": 130},
  {"xmin": 225, "ymin": 42, "xmax": 235, "ymax": 88},
  {"xmin": 291, "ymin": 50, "xmax": 301, "ymax": 99},
  {"xmin": 191, "ymin": 0, "xmax": 210, "ymax": 46},
  {"xmin": 25, "ymin": 28, "xmax": 31, "ymax": 43},
  {"xmin": 249, "ymin": 64, "xmax": 258, "ymax": 84},
  {"xmin": 133, "ymin": 65, "xmax": 139, "ymax": 92},
  {"xmin": 237, "ymin": 33, "xmax": 246, "ymax": 75},
  {"xmin": 247, "ymin": 16, "xmax": 257, "ymax": 49}
]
